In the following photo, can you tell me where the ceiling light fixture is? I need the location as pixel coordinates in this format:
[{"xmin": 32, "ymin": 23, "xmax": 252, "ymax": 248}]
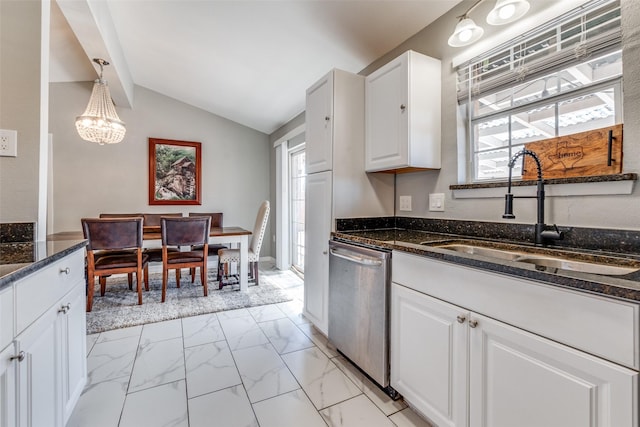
[
  {"xmin": 448, "ymin": 0, "xmax": 530, "ymax": 48},
  {"xmin": 487, "ymin": 0, "xmax": 530, "ymax": 25},
  {"xmin": 75, "ymin": 58, "xmax": 126, "ymax": 145}
]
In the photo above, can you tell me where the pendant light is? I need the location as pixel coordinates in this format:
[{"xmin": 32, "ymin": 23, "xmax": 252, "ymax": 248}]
[
  {"xmin": 487, "ymin": 0, "xmax": 530, "ymax": 25},
  {"xmin": 75, "ymin": 58, "xmax": 126, "ymax": 145},
  {"xmin": 448, "ymin": 0, "xmax": 530, "ymax": 48}
]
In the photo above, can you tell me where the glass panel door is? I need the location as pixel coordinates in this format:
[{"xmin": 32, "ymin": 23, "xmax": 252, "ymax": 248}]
[{"xmin": 289, "ymin": 147, "xmax": 306, "ymax": 273}]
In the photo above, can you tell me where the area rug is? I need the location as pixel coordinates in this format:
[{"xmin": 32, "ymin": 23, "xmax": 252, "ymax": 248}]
[{"xmin": 86, "ymin": 271, "xmax": 292, "ymax": 334}]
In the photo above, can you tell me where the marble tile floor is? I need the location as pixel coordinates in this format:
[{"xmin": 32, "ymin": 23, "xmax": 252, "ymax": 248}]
[{"xmin": 68, "ymin": 263, "xmax": 434, "ymax": 427}]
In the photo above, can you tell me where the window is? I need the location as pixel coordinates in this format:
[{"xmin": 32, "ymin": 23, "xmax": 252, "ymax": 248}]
[
  {"xmin": 457, "ymin": 0, "xmax": 622, "ymax": 182},
  {"xmin": 289, "ymin": 146, "xmax": 305, "ymax": 274}
]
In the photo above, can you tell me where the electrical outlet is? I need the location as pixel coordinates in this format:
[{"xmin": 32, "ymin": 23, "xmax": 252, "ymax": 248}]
[
  {"xmin": 399, "ymin": 195, "xmax": 412, "ymax": 211},
  {"xmin": 0, "ymin": 129, "xmax": 17, "ymax": 157},
  {"xmin": 429, "ymin": 193, "xmax": 445, "ymax": 212}
]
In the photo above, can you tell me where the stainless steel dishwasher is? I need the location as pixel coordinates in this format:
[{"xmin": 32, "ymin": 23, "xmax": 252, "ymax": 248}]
[{"xmin": 328, "ymin": 239, "xmax": 397, "ymax": 398}]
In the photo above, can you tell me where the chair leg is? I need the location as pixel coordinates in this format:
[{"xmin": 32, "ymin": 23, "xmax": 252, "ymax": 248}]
[
  {"xmin": 136, "ymin": 266, "xmax": 143, "ymax": 305},
  {"xmin": 162, "ymin": 266, "xmax": 168, "ymax": 303},
  {"xmin": 128, "ymin": 273, "xmax": 133, "ymax": 290},
  {"xmin": 144, "ymin": 265, "xmax": 150, "ymax": 291},
  {"xmin": 201, "ymin": 266, "xmax": 208, "ymax": 297},
  {"xmin": 176, "ymin": 269, "xmax": 181, "ymax": 288},
  {"xmin": 100, "ymin": 277, "xmax": 107, "ymax": 296},
  {"xmin": 191, "ymin": 267, "xmax": 196, "ymax": 283},
  {"xmin": 86, "ymin": 274, "xmax": 95, "ymax": 312},
  {"xmin": 254, "ymin": 262, "xmax": 259, "ymax": 286}
]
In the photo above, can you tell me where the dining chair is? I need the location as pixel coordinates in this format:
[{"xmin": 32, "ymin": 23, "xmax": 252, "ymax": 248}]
[
  {"xmin": 98, "ymin": 213, "xmax": 144, "ymax": 290},
  {"xmin": 82, "ymin": 217, "xmax": 149, "ymax": 312},
  {"xmin": 143, "ymin": 213, "xmax": 183, "ymax": 263},
  {"xmin": 217, "ymin": 200, "xmax": 270, "ymax": 289},
  {"xmin": 160, "ymin": 216, "xmax": 211, "ymax": 302},
  {"xmin": 187, "ymin": 212, "xmax": 227, "ymax": 281}
]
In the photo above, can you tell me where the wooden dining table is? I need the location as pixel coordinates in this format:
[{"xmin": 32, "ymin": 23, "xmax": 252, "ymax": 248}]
[{"xmin": 51, "ymin": 225, "xmax": 253, "ymax": 291}]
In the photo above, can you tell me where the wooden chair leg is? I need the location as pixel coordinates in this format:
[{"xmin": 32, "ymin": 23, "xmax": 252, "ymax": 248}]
[
  {"xmin": 191, "ymin": 267, "xmax": 196, "ymax": 283},
  {"xmin": 162, "ymin": 266, "xmax": 168, "ymax": 303},
  {"xmin": 202, "ymin": 266, "xmax": 208, "ymax": 297},
  {"xmin": 136, "ymin": 266, "xmax": 143, "ymax": 305},
  {"xmin": 176, "ymin": 269, "xmax": 181, "ymax": 288},
  {"xmin": 128, "ymin": 273, "xmax": 133, "ymax": 290},
  {"xmin": 87, "ymin": 274, "xmax": 95, "ymax": 312},
  {"xmin": 144, "ymin": 265, "xmax": 150, "ymax": 291},
  {"xmin": 100, "ymin": 277, "xmax": 107, "ymax": 296}
]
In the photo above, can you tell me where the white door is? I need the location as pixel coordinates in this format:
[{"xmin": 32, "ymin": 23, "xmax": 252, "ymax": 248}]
[
  {"xmin": 305, "ymin": 72, "xmax": 333, "ymax": 174},
  {"xmin": 365, "ymin": 56, "xmax": 407, "ymax": 171},
  {"xmin": 0, "ymin": 344, "xmax": 17, "ymax": 427},
  {"xmin": 289, "ymin": 146, "xmax": 306, "ymax": 274},
  {"xmin": 59, "ymin": 286, "xmax": 87, "ymax": 424},
  {"xmin": 469, "ymin": 313, "xmax": 638, "ymax": 427},
  {"xmin": 391, "ymin": 284, "xmax": 469, "ymax": 427},
  {"xmin": 17, "ymin": 306, "xmax": 60, "ymax": 427},
  {"xmin": 303, "ymin": 170, "xmax": 332, "ymax": 334}
]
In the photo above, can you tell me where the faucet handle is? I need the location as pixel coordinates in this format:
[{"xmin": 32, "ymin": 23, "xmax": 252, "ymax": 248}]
[{"xmin": 540, "ymin": 224, "xmax": 564, "ymax": 241}]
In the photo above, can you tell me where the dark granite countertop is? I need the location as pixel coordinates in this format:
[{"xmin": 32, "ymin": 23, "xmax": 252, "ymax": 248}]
[
  {"xmin": 333, "ymin": 229, "xmax": 640, "ymax": 303},
  {"xmin": 0, "ymin": 239, "xmax": 87, "ymax": 290}
]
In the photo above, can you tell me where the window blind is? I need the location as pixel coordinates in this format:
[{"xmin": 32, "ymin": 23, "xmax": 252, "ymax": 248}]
[{"xmin": 457, "ymin": 0, "xmax": 621, "ymax": 103}]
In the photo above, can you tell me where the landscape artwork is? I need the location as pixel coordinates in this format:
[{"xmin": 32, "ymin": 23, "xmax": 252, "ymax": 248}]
[{"xmin": 148, "ymin": 138, "xmax": 202, "ymax": 205}]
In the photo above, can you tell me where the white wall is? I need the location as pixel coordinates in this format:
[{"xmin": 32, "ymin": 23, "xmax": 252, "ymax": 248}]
[
  {"xmin": 49, "ymin": 83, "xmax": 272, "ymax": 254},
  {"xmin": 0, "ymin": 0, "xmax": 47, "ymax": 225},
  {"xmin": 355, "ymin": 0, "xmax": 640, "ymax": 230}
]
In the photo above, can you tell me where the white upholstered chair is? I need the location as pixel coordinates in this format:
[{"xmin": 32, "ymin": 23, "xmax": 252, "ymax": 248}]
[{"xmin": 217, "ymin": 200, "xmax": 270, "ymax": 288}]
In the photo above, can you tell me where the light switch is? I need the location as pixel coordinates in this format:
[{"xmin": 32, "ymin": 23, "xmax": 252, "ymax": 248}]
[
  {"xmin": 429, "ymin": 193, "xmax": 445, "ymax": 212},
  {"xmin": 399, "ymin": 195, "xmax": 412, "ymax": 211}
]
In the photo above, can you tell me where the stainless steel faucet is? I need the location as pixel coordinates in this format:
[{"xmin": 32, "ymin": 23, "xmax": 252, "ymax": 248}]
[{"xmin": 503, "ymin": 148, "xmax": 564, "ymax": 246}]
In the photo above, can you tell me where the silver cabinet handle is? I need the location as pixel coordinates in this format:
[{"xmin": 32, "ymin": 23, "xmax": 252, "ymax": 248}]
[
  {"xmin": 400, "ymin": 104, "xmax": 406, "ymax": 111},
  {"xmin": 59, "ymin": 267, "xmax": 70, "ymax": 275},
  {"xmin": 322, "ymin": 251, "xmax": 328, "ymax": 255},
  {"xmin": 456, "ymin": 315, "xmax": 466, "ymax": 324},
  {"xmin": 10, "ymin": 351, "xmax": 25, "ymax": 362},
  {"xmin": 325, "ymin": 116, "xmax": 330, "ymax": 121},
  {"xmin": 58, "ymin": 303, "xmax": 71, "ymax": 314},
  {"xmin": 469, "ymin": 320, "xmax": 478, "ymax": 328}
]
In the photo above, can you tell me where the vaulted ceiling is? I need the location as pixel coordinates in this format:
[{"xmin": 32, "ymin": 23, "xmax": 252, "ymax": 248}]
[{"xmin": 50, "ymin": 0, "xmax": 462, "ymax": 134}]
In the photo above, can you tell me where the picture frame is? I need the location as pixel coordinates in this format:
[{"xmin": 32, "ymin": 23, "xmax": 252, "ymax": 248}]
[{"xmin": 148, "ymin": 138, "xmax": 202, "ymax": 205}]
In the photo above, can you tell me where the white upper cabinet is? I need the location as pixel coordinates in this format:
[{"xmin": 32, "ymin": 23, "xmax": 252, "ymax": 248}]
[
  {"xmin": 306, "ymin": 72, "xmax": 334, "ymax": 174},
  {"xmin": 365, "ymin": 50, "xmax": 441, "ymax": 172}
]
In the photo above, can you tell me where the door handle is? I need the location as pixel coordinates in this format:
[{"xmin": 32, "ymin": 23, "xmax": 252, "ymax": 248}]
[
  {"xmin": 329, "ymin": 248, "xmax": 383, "ymax": 266},
  {"xmin": 10, "ymin": 351, "xmax": 25, "ymax": 362}
]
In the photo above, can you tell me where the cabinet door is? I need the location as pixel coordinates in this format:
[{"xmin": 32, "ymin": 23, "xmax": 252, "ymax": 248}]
[
  {"xmin": 0, "ymin": 344, "xmax": 17, "ymax": 427},
  {"xmin": 306, "ymin": 72, "xmax": 333, "ymax": 174},
  {"xmin": 303, "ymin": 171, "xmax": 332, "ymax": 334},
  {"xmin": 17, "ymin": 306, "xmax": 60, "ymax": 427},
  {"xmin": 391, "ymin": 283, "xmax": 468, "ymax": 427},
  {"xmin": 469, "ymin": 313, "xmax": 638, "ymax": 427},
  {"xmin": 59, "ymin": 285, "xmax": 87, "ymax": 425},
  {"xmin": 365, "ymin": 55, "xmax": 407, "ymax": 172}
]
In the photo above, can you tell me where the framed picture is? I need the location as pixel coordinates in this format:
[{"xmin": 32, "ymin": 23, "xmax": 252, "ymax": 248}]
[{"xmin": 148, "ymin": 138, "xmax": 202, "ymax": 205}]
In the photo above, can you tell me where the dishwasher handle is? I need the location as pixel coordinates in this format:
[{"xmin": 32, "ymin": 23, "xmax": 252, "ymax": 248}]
[{"xmin": 330, "ymin": 247, "xmax": 384, "ymax": 266}]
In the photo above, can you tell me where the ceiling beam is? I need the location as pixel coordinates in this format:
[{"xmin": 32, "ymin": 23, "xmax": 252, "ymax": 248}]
[{"xmin": 56, "ymin": 0, "xmax": 133, "ymax": 108}]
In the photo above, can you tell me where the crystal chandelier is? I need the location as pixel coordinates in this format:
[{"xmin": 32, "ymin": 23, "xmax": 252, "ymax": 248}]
[{"xmin": 75, "ymin": 58, "xmax": 126, "ymax": 145}]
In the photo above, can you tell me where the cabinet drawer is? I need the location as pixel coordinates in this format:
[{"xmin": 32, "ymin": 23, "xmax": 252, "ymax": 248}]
[
  {"xmin": 393, "ymin": 251, "xmax": 640, "ymax": 370},
  {"xmin": 15, "ymin": 250, "xmax": 84, "ymax": 334},
  {"xmin": 0, "ymin": 286, "xmax": 14, "ymax": 350}
]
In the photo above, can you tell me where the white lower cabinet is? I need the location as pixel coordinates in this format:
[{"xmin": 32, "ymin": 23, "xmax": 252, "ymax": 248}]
[
  {"xmin": 0, "ymin": 248, "xmax": 87, "ymax": 427},
  {"xmin": 391, "ymin": 280, "xmax": 638, "ymax": 427}
]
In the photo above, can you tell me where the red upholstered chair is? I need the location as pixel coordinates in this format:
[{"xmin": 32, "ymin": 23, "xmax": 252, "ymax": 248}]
[
  {"xmin": 82, "ymin": 217, "xmax": 149, "ymax": 312},
  {"xmin": 160, "ymin": 216, "xmax": 211, "ymax": 302}
]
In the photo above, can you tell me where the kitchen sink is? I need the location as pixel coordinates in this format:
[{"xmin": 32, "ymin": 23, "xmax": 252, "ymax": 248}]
[{"xmin": 422, "ymin": 241, "xmax": 640, "ymax": 276}]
